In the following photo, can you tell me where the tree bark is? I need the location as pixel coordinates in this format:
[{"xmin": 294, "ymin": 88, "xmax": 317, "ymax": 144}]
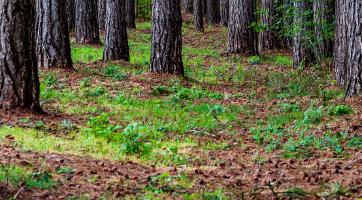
[
  {"xmin": 259, "ymin": 0, "xmax": 279, "ymax": 52},
  {"xmin": 228, "ymin": 0, "xmax": 258, "ymax": 55},
  {"xmin": 206, "ymin": 0, "xmax": 220, "ymax": 25},
  {"xmin": 312, "ymin": 0, "xmax": 334, "ymax": 63},
  {"xmin": 182, "ymin": 0, "xmax": 193, "ymax": 13},
  {"xmin": 104, "ymin": 0, "xmax": 130, "ymax": 61},
  {"xmin": 0, "ymin": 0, "xmax": 41, "ymax": 111},
  {"xmin": 292, "ymin": 0, "xmax": 311, "ymax": 68},
  {"xmin": 194, "ymin": 0, "xmax": 204, "ymax": 32},
  {"xmin": 220, "ymin": 0, "xmax": 229, "ymax": 26},
  {"xmin": 150, "ymin": 0, "xmax": 184, "ymax": 75},
  {"xmin": 98, "ymin": 0, "xmax": 106, "ymax": 30},
  {"xmin": 126, "ymin": 0, "xmax": 136, "ymax": 29},
  {"xmin": 334, "ymin": 0, "xmax": 362, "ymax": 97},
  {"xmin": 36, "ymin": 0, "xmax": 73, "ymax": 70},
  {"xmin": 66, "ymin": 0, "xmax": 75, "ymax": 31},
  {"xmin": 75, "ymin": 0, "xmax": 101, "ymax": 44}
]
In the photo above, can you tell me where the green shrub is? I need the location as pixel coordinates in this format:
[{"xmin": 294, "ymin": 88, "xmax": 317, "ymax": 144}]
[
  {"xmin": 120, "ymin": 123, "xmax": 152, "ymax": 156},
  {"xmin": 274, "ymin": 55, "xmax": 293, "ymax": 66},
  {"xmin": 303, "ymin": 106, "xmax": 323, "ymax": 124},
  {"xmin": 248, "ymin": 56, "xmax": 262, "ymax": 65},
  {"xmin": 328, "ymin": 105, "xmax": 353, "ymax": 116}
]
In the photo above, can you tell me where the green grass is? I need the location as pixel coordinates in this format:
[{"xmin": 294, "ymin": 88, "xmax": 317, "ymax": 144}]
[{"xmin": 72, "ymin": 46, "xmax": 103, "ymax": 63}]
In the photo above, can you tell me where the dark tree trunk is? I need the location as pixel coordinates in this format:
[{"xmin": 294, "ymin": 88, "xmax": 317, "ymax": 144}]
[
  {"xmin": 75, "ymin": 0, "xmax": 101, "ymax": 44},
  {"xmin": 194, "ymin": 0, "xmax": 204, "ymax": 32},
  {"xmin": 126, "ymin": 0, "xmax": 136, "ymax": 29},
  {"xmin": 292, "ymin": 0, "xmax": 312, "ymax": 68},
  {"xmin": 228, "ymin": 0, "xmax": 258, "ymax": 55},
  {"xmin": 259, "ymin": 0, "xmax": 279, "ymax": 52},
  {"xmin": 220, "ymin": 0, "xmax": 229, "ymax": 26},
  {"xmin": 36, "ymin": 0, "xmax": 73, "ymax": 70},
  {"xmin": 104, "ymin": 0, "xmax": 130, "ymax": 61},
  {"xmin": 98, "ymin": 0, "xmax": 106, "ymax": 30},
  {"xmin": 206, "ymin": 0, "xmax": 220, "ymax": 25},
  {"xmin": 182, "ymin": 0, "xmax": 193, "ymax": 13},
  {"xmin": 202, "ymin": 0, "xmax": 208, "ymax": 24},
  {"xmin": 312, "ymin": 0, "xmax": 334, "ymax": 63},
  {"xmin": 66, "ymin": 0, "xmax": 75, "ymax": 30},
  {"xmin": 334, "ymin": 0, "xmax": 362, "ymax": 97},
  {"xmin": 0, "ymin": 0, "xmax": 41, "ymax": 111},
  {"xmin": 150, "ymin": 0, "xmax": 184, "ymax": 75}
]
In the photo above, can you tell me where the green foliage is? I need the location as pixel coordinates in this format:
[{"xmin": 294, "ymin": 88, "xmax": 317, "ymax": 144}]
[
  {"xmin": 202, "ymin": 189, "xmax": 228, "ymax": 200},
  {"xmin": 120, "ymin": 123, "xmax": 152, "ymax": 156},
  {"xmin": 248, "ymin": 56, "xmax": 262, "ymax": 65},
  {"xmin": 56, "ymin": 166, "xmax": 75, "ymax": 175},
  {"xmin": 303, "ymin": 106, "xmax": 323, "ymax": 124},
  {"xmin": 104, "ymin": 65, "xmax": 128, "ymax": 81},
  {"xmin": 26, "ymin": 171, "xmax": 55, "ymax": 189},
  {"xmin": 274, "ymin": 55, "xmax": 293, "ymax": 66},
  {"xmin": 87, "ymin": 113, "xmax": 121, "ymax": 140},
  {"xmin": 328, "ymin": 105, "xmax": 353, "ymax": 116},
  {"xmin": 72, "ymin": 46, "xmax": 103, "ymax": 63}
]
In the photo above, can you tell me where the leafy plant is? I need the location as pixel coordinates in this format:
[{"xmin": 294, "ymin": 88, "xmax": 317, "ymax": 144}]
[
  {"xmin": 303, "ymin": 106, "xmax": 323, "ymax": 124},
  {"xmin": 120, "ymin": 123, "xmax": 152, "ymax": 156},
  {"xmin": 328, "ymin": 105, "xmax": 353, "ymax": 116}
]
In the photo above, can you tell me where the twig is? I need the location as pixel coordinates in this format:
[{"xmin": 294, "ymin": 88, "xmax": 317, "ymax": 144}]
[{"xmin": 13, "ymin": 185, "xmax": 24, "ymax": 200}]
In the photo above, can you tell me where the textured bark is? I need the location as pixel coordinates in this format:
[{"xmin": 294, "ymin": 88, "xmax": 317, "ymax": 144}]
[
  {"xmin": 312, "ymin": 0, "xmax": 334, "ymax": 63},
  {"xmin": 126, "ymin": 0, "xmax": 136, "ymax": 29},
  {"xmin": 182, "ymin": 0, "xmax": 193, "ymax": 13},
  {"xmin": 227, "ymin": 0, "xmax": 258, "ymax": 55},
  {"xmin": 334, "ymin": 0, "xmax": 362, "ymax": 97},
  {"xmin": 75, "ymin": 0, "xmax": 101, "ymax": 44},
  {"xmin": 259, "ymin": 0, "xmax": 280, "ymax": 51},
  {"xmin": 150, "ymin": 0, "xmax": 184, "ymax": 75},
  {"xmin": 220, "ymin": 0, "xmax": 229, "ymax": 26},
  {"xmin": 292, "ymin": 0, "xmax": 310, "ymax": 68},
  {"xmin": 0, "ymin": 0, "xmax": 41, "ymax": 111},
  {"xmin": 194, "ymin": 0, "xmax": 204, "ymax": 32},
  {"xmin": 104, "ymin": 0, "xmax": 130, "ymax": 61},
  {"xmin": 98, "ymin": 0, "xmax": 106, "ymax": 30},
  {"xmin": 206, "ymin": 0, "xmax": 220, "ymax": 25},
  {"xmin": 66, "ymin": 0, "xmax": 75, "ymax": 30},
  {"xmin": 36, "ymin": 0, "xmax": 73, "ymax": 69}
]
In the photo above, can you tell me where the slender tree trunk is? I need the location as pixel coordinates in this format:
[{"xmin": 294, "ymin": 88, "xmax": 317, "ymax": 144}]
[
  {"xmin": 334, "ymin": 0, "xmax": 362, "ymax": 97},
  {"xmin": 98, "ymin": 0, "xmax": 106, "ymax": 30},
  {"xmin": 259, "ymin": 0, "xmax": 279, "ymax": 52},
  {"xmin": 206, "ymin": 0, "xmax": 220, "ymax": 25},
  {"xmin": 228, "ymin": 0, "xmax": 258, "ymax": 55},
  {"xmin": 66, "ymin": 0, "xmax": 75, "ymax": 31},
  {"xmin": 126, "ymin": 0, "xmax": 136, "ymax": 29},
  {"xmin": 104, "ymin": 0, "xmax": 130, "ymax": 61},
  {"xmin": 194, "ymin": 0, "xmax": 204, "ymax": 32},
  {"xmin": 150, "ymin": 0, "xmax": 184, "ymax": 75},
  {"xmin": 0, "ymin": 0, "xmax": 41, "ymax": 111},
  {"xmin": 292, "ymin": 0, "xmax": 312, "ymax": 68},
  {"xmin": 75, "ymin": 0, "xmax": 101, "ymax": 44},
  {"xmin": 220, "ymin": 0, "xmax": 229, "ymax": 26},
  {"xmin": 36, "ymin": 0, "xmax": 73, "ymax": 70}
]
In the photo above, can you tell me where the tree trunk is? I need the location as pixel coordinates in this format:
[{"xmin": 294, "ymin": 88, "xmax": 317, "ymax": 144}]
[
  {"xmin": 75, "ymin": 0, "xmax": 101, "ymax": 44},
  {"xmin": 220, "ymin": 0, "xmax": 229, "ymax": 26},
  {"xmin": 312, "ymin": 0, "xmax": 334, "ymax": 63},
  {"xmin": 194, "ymin": 0, "xmax": 204, "ymax": 32},
  {"xmin": 182, "ymin": 0, "xmax": 193, "ymax": 13},
  {"xmin": 259, "ymin": 0, "xmax": 279, "ymax": 52},
  {"xmin": 66, "ymin": 0, "xmax": 75, "ymax": 31},
  {"xmin": 104, "ymin": 0, "xmax": 130, "ymax": 61},
  {"xmin": 150, "ymin": 0, "xmax": 184, "ymax": 75},
  {"xmin": 292, "ymin": 0, "xmax": 312, "ymax": 68},
  {"xmin": 98, "ymin": 0, "xmax": 106, "ymax": 30},
  {"xmin": 126, "ymin": 0, "xmax": 136, "ymax": 29},
  {"xmin": 206, "ymin": 0, "xmax": 220, "ymax": 25},
  {"xmin": 228, "ymin": 0, "xmax": 258, "ymax": 55},
  {"xmin": 334, "ymin": 0, "xmax": 362, "ymax": 97},
  {"xmin": 36, "ymin": 0, "xmax": 73, "ymax": 70},
  {"xmin": 0, "ymin": 0, "xmax": 41, "ymax": 111}
]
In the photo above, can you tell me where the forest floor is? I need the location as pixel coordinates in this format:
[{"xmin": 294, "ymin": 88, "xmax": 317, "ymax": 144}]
[{"xmin": 0, "ymin": 17, "xmax": 361, "ymax": 199}]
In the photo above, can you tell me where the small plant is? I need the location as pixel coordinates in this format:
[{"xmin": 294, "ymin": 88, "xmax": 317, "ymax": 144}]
[
  {"xmin": 151, "ymin": 85, "xmax": 171, "ymax": 96},
  {"xmin": 303, "ymin": 106, "xmax": 323, "ymax": 124},
  {"xmin": 43, "ymin": 73, "xmax": 59, "ymax": 88},
  {"xmin": 56, "ymin": 166, "xmax": 74, "ymax": 175},
  {"xmin": 60, "ymin": 119, "xmax": 76, "ymax": 131},
  {"xmin": 26, "ymin": 171, "xmax": 55, "ymax": 190},
  {"xmin": 34, "ymin": 120, "xmax": 46, "ymax": 130},
  {"xmin": 120, "ymin": 123, "xmax": 152, "ymax": 156},
  {"xmin": 87, "ymin": 113, "xmax": 121, "ymax": 140},
  {"xmin": 104, "ymin": 65, "xmax": 128, "ymax": 80},
  {"xmin": 248, "ymin": 56, "xmax": 262, "ymax": 65},
  {"xmin": 202, "ymin": 189, "xmax": 228, "ymax": 200},
  {"xmin": 328, "ymin": 105, "xmax": 353, "ymax": 116},
  {"xmin": 274, "ymin": 55, "xmax": 293, "ymax": 66}
]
